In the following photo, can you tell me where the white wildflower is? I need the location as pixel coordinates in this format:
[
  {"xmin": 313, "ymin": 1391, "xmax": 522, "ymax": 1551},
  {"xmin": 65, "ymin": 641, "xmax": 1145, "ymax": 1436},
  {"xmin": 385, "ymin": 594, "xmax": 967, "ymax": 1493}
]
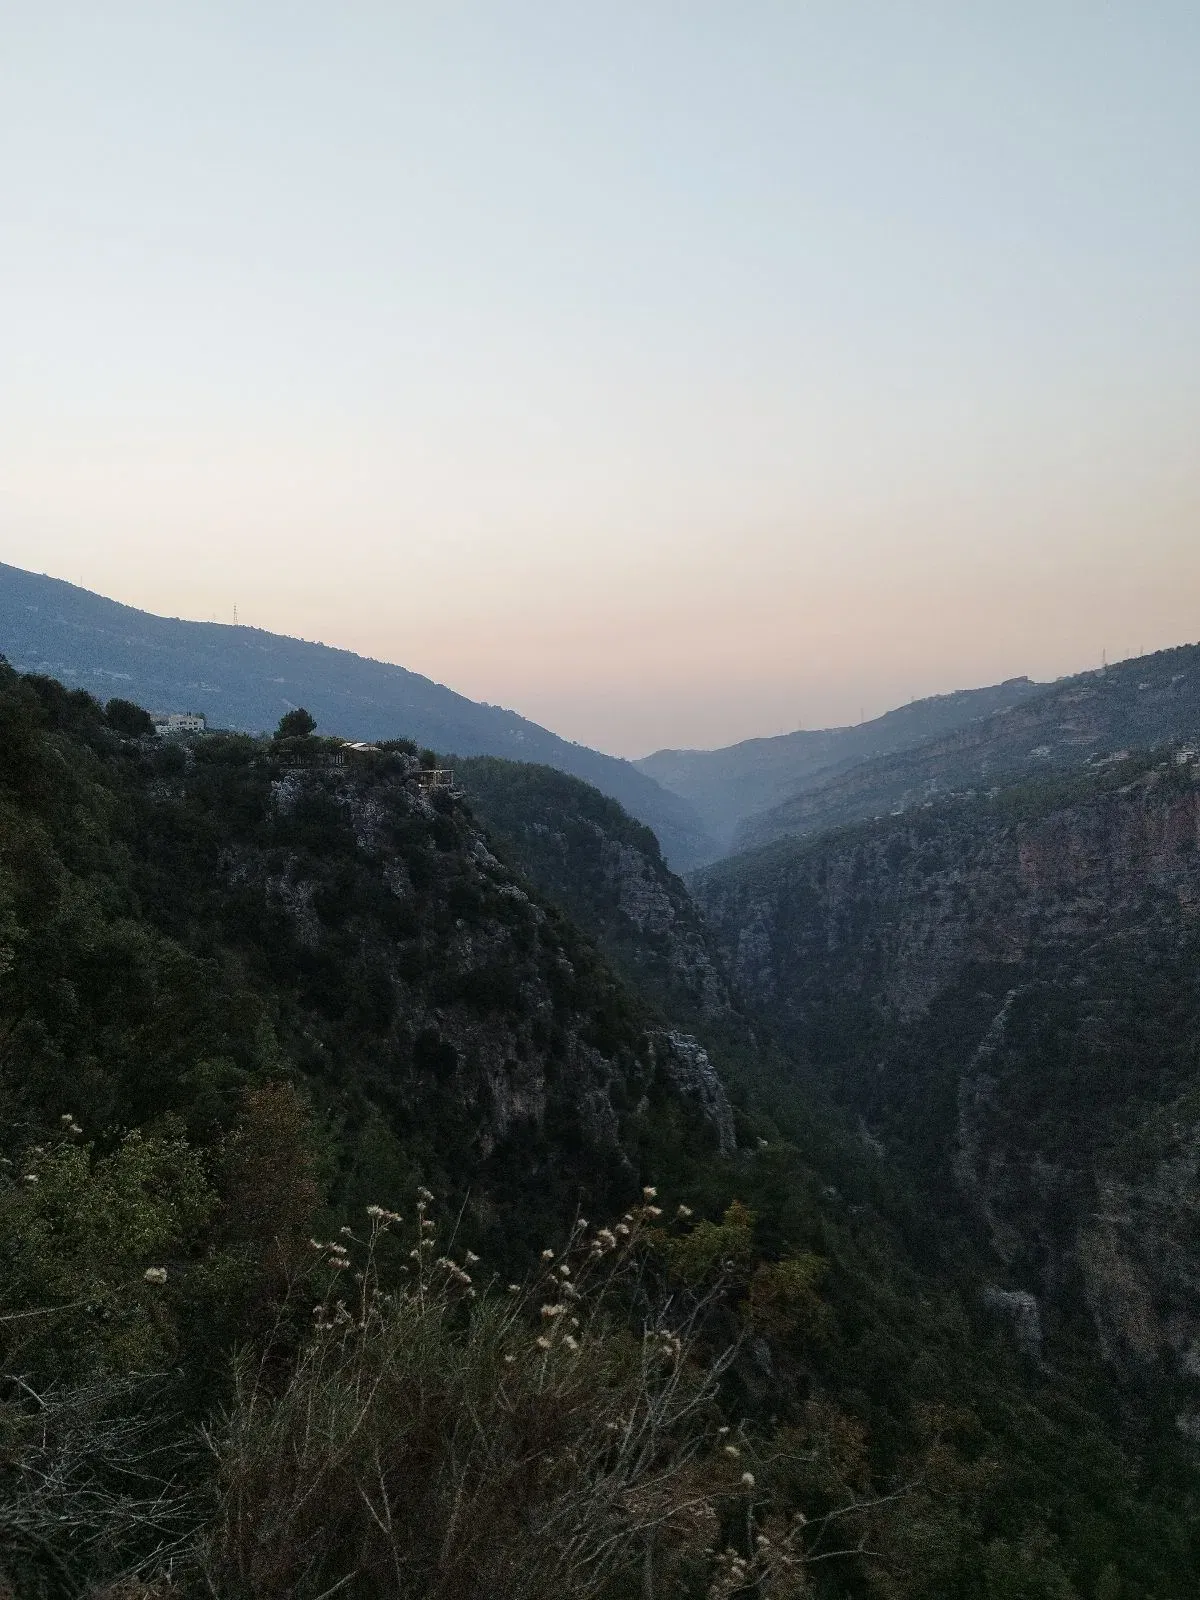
[
  {"xmin": 143, "ymin": 1267, "xmax": 168, "ymax": 1285},
  {"xmin": 642, "ymin": 1186, "xmax": 657, "ymax": 1201}
]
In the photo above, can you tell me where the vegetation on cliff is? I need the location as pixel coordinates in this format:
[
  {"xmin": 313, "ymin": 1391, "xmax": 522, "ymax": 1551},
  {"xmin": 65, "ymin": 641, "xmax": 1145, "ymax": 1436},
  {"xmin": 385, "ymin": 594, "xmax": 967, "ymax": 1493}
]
[{"xmin": 0, "ymin": 662, "xmax": 1197, "ymax": 1595}]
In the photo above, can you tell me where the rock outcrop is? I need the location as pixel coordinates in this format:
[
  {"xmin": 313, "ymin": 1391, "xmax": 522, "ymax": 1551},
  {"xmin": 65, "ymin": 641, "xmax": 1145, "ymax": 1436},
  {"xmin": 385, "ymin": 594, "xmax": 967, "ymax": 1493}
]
[{"xmin": 695, "ymin": 754, "xmax": 1200, "ymax": 1417}]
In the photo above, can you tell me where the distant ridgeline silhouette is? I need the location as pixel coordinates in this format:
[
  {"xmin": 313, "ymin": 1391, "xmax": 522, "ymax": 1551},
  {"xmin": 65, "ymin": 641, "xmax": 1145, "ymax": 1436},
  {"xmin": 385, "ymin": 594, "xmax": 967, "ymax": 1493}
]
[{"xmin": 0, "ymin": 563, "xmax": 714, "ymax": 869}]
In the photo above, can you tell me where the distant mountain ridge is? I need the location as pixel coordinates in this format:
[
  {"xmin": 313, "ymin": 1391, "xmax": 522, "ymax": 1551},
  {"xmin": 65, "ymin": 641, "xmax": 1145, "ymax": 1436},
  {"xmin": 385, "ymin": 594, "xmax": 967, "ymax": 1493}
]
[
  {"xmin": 0, "ymin": 562, "xmax": 715, "ymax": 868},
  {"xmin": 636, "ymin": 677, "xmax": 1046, "ymax": 849},
  {"xmin": 733, "ymin": 642, "xmax": 1200, "ymax": 851}
]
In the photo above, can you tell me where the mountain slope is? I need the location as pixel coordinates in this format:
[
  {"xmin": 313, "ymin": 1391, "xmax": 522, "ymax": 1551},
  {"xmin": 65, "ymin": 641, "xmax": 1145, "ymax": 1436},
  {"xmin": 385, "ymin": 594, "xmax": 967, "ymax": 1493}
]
[
  {"xmin": 637, "ymin": 677, "xmax": 1045, "ymax": 849},
  {"xmin": 0, "ymin": 562, "xmax": 715, "ymax": 868},
  {"xmin": 4, "ymin": 667, "xmax": 1199, "ymax": 1595},
  {"xmin": 0, "ymin": 662, "xmax": 739, "ymax": 1254},
  {"xmin": 457, "ymin": 757, "xmax": 733, "ymax": 1026},
  {"xmin": 734, "ymin": 644, "xmax": 1200, "ymax": 851},
  {"xmin": 694, "ymin": 748, "xmax": 1200, "ymax": 1439}
]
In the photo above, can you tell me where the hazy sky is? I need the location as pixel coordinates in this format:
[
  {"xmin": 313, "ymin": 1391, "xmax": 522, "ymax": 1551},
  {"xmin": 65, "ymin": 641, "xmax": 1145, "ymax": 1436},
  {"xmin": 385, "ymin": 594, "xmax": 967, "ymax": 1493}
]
[{"xmin": 3, "ymin": 4, "xmax": 1198, "ymax": 756}]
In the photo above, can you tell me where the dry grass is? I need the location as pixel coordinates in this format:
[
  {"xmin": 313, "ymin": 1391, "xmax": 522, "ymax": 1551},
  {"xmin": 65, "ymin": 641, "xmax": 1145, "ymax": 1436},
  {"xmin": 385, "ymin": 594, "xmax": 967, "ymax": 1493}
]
[{"xmin": 200, "ymin": 1194, "xmax": 742, "ymax": 1600}]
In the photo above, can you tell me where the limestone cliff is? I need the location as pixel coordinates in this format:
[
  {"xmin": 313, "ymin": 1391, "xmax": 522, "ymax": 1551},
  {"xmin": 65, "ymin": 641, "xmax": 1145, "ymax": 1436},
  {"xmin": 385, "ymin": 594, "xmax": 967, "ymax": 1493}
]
[{"xmin": 695, "ymin": 752, "xmax": 1200, "ymax": 1426}]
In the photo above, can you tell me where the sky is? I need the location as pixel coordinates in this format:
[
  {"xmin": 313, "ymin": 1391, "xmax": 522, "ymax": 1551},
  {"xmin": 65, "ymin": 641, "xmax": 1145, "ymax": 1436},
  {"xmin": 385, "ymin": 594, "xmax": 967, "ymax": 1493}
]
[{"xmin": 2, "ymin": 3, "xmax": 1199, "ymax": 757}]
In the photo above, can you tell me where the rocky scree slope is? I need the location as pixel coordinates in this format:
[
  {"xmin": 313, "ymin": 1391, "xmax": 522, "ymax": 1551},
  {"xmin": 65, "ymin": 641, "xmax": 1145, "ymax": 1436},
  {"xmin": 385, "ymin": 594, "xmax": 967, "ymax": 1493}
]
[
  {"xmin": 0, "ymin": 561, "xmax": 715, "ymax": 869},
  {"xmin": 695, "ymin": 749, "xmax": 1200, "ymax": 1435},
  {"xmin": 735, "ymin": 643, "xmax": 1200, "ymax": 852}
]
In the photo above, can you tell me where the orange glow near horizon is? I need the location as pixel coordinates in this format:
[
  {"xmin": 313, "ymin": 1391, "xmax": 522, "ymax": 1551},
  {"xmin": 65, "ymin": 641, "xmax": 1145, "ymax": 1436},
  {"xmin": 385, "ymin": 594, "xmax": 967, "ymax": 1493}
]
[{"xmin": 3, "ymin": 7, "xmax": 1199, "ymax": 755}]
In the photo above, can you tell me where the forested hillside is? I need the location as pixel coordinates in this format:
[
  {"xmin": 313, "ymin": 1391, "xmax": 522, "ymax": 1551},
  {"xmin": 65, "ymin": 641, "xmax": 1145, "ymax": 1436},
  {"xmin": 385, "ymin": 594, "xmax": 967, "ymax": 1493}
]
[
  {"xmin": 734, "ymin": 646, "xmax": 1200, "ymax": 852},
  {"xmin": 637, "ymin": 679, "xmax": 1043, "ymax": 850},
  {"xmin": 0, "ymin": 562, "xmax": 715, "ymax": 868},
  {"xmin": 0, "ymin": 663, "xmax": 1196, "ymax": 1597}
]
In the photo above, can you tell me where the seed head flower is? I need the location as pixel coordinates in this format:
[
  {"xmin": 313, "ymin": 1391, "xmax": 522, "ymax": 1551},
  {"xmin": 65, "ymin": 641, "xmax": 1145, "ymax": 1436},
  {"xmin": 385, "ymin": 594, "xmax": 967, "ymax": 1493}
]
[
  {"xmin": 723, "ymin": 1444, "xmax": 741, "ymax": 1459},
  {"xmin": 536, "ymin": 1335, "xmax": 551, "ymax": 1350},
  {"xmin": 642, "ymin": 1186, "xmax": 657, "ymax": 1201},
  {"xmin": 541, "ymin": 1303, "xmax": 567, "ymax": 1319},
  {"xmin": 143, "ymin": 1267, "xmax": 168, "ymax": 1285},
  {"xmin": 464, "ymin": 1250, "xmax": 480, "ymax": 1265},
  {"xmin": 741, "ymin": 1472, "xmax": 756, "ymax": 1490},
  {"xmin": 541, "ymin": 1248, "xmax": 555, "ymax": 1261},
  {"xmin": 676, "ymin": 1204, "xmax": 693, "ymax": 1220}
]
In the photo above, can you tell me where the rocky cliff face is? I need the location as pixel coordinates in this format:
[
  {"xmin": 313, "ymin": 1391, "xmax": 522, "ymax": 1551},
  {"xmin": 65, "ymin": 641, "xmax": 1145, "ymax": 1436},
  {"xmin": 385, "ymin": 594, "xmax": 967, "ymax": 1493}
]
[
  {"xmin": 456, "ymin": 757, "xmax": 733, "ymax": 1024},
  {"xmin": 128, "ymin": 741, "xmax": 736, "ymax": 1219},
  {"xmin": 695, "ymin": 754, "xmax": 1200, "ymax": 1426}
]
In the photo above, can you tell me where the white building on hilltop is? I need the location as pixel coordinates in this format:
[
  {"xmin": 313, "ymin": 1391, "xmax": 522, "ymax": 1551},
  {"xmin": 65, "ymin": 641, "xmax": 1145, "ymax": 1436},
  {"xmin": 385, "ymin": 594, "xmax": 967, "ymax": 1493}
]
[{"xmin": 152, "ymin": 712, "xmax": 207, "ymax": 735}]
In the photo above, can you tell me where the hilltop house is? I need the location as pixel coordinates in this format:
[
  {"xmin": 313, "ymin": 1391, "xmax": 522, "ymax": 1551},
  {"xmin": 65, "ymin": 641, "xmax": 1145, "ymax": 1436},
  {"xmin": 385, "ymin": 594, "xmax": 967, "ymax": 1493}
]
[{"xmin": 152, "ymin": 712, "xmax": 207, "ymax": 735}]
